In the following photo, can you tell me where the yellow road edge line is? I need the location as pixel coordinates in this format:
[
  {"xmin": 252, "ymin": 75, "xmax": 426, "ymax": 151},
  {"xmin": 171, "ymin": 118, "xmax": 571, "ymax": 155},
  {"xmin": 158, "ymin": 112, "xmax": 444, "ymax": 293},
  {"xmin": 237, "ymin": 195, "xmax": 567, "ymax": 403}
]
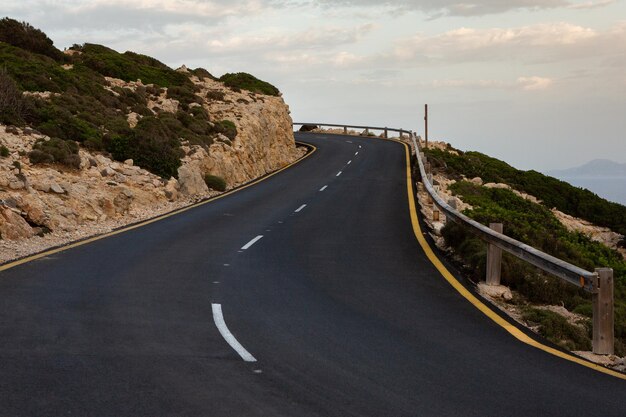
[
  {"xmin": 0, "ymin": 142, "xmax": 317, "ymax": 272},
  {"xmin": 390, "ymin": 140, "xmax": 626, "ymax": 381}
]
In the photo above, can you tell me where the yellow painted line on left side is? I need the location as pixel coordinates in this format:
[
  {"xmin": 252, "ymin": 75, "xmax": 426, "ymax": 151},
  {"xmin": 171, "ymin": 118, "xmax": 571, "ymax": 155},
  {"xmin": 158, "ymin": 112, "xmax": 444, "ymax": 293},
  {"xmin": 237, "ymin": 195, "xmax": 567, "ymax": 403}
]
[{"xmin": 0, "ymin": 142, "xmax": 317, "ymax": 273}]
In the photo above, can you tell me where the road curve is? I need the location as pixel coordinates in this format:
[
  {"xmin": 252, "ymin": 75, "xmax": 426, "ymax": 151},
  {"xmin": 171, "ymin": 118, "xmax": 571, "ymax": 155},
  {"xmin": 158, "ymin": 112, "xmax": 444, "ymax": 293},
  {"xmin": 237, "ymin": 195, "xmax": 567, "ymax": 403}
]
[{"xmin": 0, "ymin": 132, "xmax": 624, "ymax": 416}]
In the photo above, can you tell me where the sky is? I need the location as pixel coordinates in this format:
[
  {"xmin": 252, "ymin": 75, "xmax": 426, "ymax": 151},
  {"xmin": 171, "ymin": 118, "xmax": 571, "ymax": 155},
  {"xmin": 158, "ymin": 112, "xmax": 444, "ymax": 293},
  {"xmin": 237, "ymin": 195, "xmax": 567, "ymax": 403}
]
[{"xmin": 2, "ymin": 0, "xmax": 625, "ymax": 171}]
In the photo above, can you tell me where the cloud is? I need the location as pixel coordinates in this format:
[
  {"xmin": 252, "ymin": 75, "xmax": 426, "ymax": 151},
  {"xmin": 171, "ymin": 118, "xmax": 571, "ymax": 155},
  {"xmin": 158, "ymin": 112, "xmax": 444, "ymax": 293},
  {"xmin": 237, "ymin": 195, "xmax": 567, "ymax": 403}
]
[
  {"xmin": 201, "ymin": 24, "xmax": 376, "ymax": 54},
  {"xmin": 312, "ymin": 0, "xmax": 612, "ymax": 17},
  {"xmin": 2, "ymin": 0, "xmax": 272, "ymax": 31},
  {"xmin": 567, "ymin": 0, "xmax": 615, "ymax": 9},
  {"xmin": 516, "ymin": 76, "xmax": 553, "ymax": 90},
  {"xmin": 392, "ymin": 22, "xmax": 601, "ymax": 64}
]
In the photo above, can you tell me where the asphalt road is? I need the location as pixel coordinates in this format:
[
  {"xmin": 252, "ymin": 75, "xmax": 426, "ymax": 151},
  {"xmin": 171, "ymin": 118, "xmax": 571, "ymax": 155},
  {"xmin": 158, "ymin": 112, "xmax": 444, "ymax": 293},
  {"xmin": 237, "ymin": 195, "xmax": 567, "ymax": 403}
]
[{"xmin": 0, "ymin": 132, "xmax": 624, "ymax": 416}]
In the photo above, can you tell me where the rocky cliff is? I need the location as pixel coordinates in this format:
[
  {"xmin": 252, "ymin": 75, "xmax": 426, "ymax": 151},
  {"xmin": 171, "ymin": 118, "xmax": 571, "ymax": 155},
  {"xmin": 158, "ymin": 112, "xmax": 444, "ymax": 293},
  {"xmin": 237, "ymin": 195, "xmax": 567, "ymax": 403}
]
[{"xmin": 0, "ymin": 73, "xmax": 304, "ymax": 263}]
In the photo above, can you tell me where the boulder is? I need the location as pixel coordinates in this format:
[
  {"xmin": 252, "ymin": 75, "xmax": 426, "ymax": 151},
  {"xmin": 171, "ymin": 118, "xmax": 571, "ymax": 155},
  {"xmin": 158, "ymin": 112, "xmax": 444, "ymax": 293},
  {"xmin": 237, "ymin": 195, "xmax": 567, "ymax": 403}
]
[
  {"xmin": 177, "ymin": 161, "xmax": 208, "ymax": 197},
  {"xmin": 18, "ymin": 194, "xmax": 49, "ymax": 226},
  {"xmin": 0, "ymin": 207, "xmax": 34, "ymax": 240},
  {"xmin": 50, "ymin": 182, "xmax": 65, "ymax": 194},
  {"xmin": 164, "ymin": 178, "xmax": 179, "ymax": 201},
  {"xmin": 484, "ymin": 182, "xmax": 511, "ymax": 190},
  {"xmin": 470, "ymin": 177, "xmax": 483, "ymax": 186},
  {"xmin": 8, "ymin": 179, "xmax": 26, "ymax": 190},
  {"xmin": 100, "ymin": 167, "xmax": 116, "ymax": 177},
  {"xmin": 477, "ymin": 282, "xmax": 513, "ymax": 301}
]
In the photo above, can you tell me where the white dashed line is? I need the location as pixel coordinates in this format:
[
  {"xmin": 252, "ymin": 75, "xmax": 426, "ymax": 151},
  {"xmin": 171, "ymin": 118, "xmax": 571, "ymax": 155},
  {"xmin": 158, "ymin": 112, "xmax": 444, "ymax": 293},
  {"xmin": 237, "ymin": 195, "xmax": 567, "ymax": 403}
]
[
  {"xmin": 355, "ymin": 151, "xmax": 359, "ymax": 156},
  {"xmin": 347, "ymin": 160, "xmax": 352, "ymax": 165},
  {"xmin": 241, "ymin": 235, "xmax": 263, "ymax": 250},
  {"xmin": 212, "ymin": 304, "xmax": 257, "ymax": 362},
  {"xmin": 336, "ymin": 171, "xmax": 342, "ymax": 177},
  {"xmin": 346, "ymin": 141, "xmax": 353, "ymax": 143},
  {"xmin": 295, "ymin": 204, "xmax": 307, "ymax": 213},
  {"xmin": 319, "ymin": 185, "xmax": 328, "ymax": 191},
  {"xmin": 359, "ymin": 145, "xmax": 362, "ymax": 148}
]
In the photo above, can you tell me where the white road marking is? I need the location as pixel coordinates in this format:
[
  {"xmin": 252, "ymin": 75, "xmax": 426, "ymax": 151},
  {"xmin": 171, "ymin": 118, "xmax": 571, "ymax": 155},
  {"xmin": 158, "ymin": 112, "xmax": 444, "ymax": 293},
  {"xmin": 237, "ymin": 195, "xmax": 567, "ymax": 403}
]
[
  {"xmin": 212, "ymin": 304, "xmax": 257, "ymax": 362},
  {"xmin": 347, "ymin": 160, "xmax": 352, "ymax": 165},
  {"xmin": 346, "ymin": 141, "xmax": 353, "ymax": 143},
  {"xmin": 319, "ymin": 185, "xmax": 328, "ymax": 191},
  {"xmin": 295, "ymin": 204, "xmax": 307, "ymax": 213},
  {"xmin": 241, "ymin": 235, "xmax": 263, "ymax": 250},
  {"xmin": 355, "ymin": 151, "xmax": 359, "ymax": 156},
  {"xmin": 359, "ymin": 145, "xmax": 362, "ymax": 148},
  {"xmin": 336, "ymin": 171, "xmax": 342, "ymax": 177},
  {"xmin": 223, "ymin": 264, "xmax": 230, "ymax": 267}
]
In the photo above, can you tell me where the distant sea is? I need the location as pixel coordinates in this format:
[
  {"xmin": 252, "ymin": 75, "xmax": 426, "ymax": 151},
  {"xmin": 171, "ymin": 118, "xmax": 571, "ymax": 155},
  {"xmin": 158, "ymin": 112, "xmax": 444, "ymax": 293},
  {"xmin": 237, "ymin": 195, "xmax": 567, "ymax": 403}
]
[{"xmin": 558, "ymin": 176, "xmax": 626, "ymax": 206}]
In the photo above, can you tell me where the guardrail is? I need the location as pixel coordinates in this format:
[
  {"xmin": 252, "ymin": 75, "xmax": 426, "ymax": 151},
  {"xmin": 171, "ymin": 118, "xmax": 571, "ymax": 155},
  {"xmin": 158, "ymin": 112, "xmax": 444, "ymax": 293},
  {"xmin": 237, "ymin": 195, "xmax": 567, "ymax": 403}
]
[{"xmin": 294, "ymin": 122, "xmax": 615, "ymax": 355}]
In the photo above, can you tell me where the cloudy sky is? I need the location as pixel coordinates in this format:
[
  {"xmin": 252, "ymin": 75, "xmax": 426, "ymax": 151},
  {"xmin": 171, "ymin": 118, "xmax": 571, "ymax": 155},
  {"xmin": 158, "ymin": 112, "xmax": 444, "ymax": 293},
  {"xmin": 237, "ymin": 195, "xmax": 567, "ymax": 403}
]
[{"xmin": 3, "ymin": 0, "xmax": 625, "ymax": 171}]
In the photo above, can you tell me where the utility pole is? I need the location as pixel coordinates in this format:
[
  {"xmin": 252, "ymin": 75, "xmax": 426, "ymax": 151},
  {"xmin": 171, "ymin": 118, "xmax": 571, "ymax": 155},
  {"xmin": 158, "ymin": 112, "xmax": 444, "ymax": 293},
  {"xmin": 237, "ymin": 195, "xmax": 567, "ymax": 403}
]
[{"xmin": 424, "ymin": 104, "xmax": 428, "ymax": 149}]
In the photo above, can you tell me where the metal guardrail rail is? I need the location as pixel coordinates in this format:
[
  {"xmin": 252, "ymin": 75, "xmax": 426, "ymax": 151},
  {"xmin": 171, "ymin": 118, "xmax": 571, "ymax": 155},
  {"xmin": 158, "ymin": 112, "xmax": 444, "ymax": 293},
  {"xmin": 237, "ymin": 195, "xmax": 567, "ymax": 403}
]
[{"xmin": 294, "ymin": 122, "xmax": 614, "ymax": 354}]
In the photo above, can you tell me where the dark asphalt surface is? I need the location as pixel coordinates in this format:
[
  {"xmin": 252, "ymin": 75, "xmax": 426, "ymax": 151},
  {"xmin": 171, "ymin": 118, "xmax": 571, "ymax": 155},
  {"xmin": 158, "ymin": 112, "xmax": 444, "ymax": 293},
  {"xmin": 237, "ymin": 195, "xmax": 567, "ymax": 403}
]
[{"xmin": 0, "ymin": 132, "xmax": 624, "ymax": 416}]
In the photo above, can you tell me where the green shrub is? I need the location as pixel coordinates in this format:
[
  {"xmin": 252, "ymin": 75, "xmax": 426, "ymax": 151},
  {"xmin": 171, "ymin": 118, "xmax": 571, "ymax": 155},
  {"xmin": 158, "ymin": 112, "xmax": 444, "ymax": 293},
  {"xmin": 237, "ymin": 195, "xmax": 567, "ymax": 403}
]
[
  {"xmin": 29, "ymin": 138, "xmax": 81, "ymax": 168},
  {"xmin": 0, "ymin": 69, "xmax": 25, "ymax": 125},
  {"xmin": 215, "ymin": 120, "xmax": 237, "ymax": 140},
  {"xmin": 167, "ymin": 85, "xmax": 201, "ymax": 109},
  {"xmin": 73, "ymin": 43, "xmax": 192, "ymax": 88},
  {"xmin": 0, "ymin": 145, "xmax": 8, "ymax": 157},
  {"xmin": 206, "ymin": 89, "xmax": 225, "ymax": 101},
  {"xmin": 204, "ymin": 174, "xmax": 227, "ymax": 191},
  {"xmin": 106, "ymin": 116, "xmax": 183, "ymax": 178},
  {"xmin": 522, "ymin": 307, "xmax": 591, "ymax": 351},
  {"xmin": 190, "ymin": 67, "xmax": 217, "ymax": 80},
  {"xmin": 0, "ymin": 18, "xmax": 64, "ymax": 61},
  {"xmin": 219, "ymin": 72, "xmax": 280, "ymax": 96}
]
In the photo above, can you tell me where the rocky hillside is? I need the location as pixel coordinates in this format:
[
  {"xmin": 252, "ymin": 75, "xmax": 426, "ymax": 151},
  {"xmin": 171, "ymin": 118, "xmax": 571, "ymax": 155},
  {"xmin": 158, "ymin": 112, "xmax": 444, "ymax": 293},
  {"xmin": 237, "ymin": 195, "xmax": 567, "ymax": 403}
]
[
  {"xmin": 0, "ymin": 18, "xmax": 304, "ymax": 261},
  {"xmin": 420, "ymin": 141, "xmax": 626, "ymax": 359}
]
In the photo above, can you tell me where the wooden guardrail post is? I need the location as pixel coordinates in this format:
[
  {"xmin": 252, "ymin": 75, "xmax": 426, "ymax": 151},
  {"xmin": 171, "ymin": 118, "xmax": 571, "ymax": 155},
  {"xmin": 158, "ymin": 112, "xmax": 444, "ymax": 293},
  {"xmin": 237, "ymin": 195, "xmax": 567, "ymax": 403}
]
[
  {"xmin": 486, "ymin": 223, "xmax": 503, "ymax": 286},
  {"xmin": 343, "ymin": 126, "xmax": 348, "ymax": 134},
  {"xmin": 384, "ymin": 128, "xmax": 388, "ymax": 139},
  {"xmin": 593, "ymin": 268, "xmax": 614, "ymax": 355}
]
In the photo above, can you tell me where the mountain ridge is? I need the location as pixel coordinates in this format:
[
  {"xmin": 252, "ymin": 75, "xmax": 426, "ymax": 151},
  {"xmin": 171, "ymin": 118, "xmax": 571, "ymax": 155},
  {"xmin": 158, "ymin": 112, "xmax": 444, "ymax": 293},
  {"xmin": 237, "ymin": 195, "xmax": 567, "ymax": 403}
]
[{"xmin": 548, "ymin": 159, "xmax": 626, "ymax": 178}]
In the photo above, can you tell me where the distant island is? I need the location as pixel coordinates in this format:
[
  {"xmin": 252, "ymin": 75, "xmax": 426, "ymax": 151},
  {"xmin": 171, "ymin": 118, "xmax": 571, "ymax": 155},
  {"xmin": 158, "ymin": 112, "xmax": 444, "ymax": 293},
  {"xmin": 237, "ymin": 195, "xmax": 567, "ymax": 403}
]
[
  {"xmin": 547, "ymin": 159, "xmax": 626, "ymax": 206},
  {"xmin": 548, "ymin": 159, "xmax": 626, "ymax": 178}
]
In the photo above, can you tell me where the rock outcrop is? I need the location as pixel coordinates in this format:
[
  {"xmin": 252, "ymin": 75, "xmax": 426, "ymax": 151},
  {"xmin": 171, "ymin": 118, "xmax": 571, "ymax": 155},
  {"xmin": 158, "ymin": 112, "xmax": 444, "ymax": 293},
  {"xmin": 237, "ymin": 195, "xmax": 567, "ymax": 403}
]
[{"xmin": 0, "ymin": 75, "xmax": 306, "ymax": 263}]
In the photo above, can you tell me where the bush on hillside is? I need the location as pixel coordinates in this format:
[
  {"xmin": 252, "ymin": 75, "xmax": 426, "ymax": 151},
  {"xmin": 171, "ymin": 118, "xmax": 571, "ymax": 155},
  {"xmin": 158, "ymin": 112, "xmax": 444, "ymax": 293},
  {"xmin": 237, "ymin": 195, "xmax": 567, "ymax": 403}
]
[
  {"xmin": 0, "ymin": 18, "xmax": 63, "ymax": 61},
  {"xmin": 28, "ymin": 138, "xmax": 81, "ymax": 168},
  {"xmin": 215, "ymin": 120, "xmax": 237, "ymax": 141},
  {"xmin": 0, "ymin": 145, "xmax": 9, "ymax": 157},
  {"xmin": 73, "ymin": 43, "xmax": 193, "ymax": 88},
  {"xmin": 0, "ymin": 69, "xmax": 25, "ymax": 125},
  {"xmin": 190, "ymin": 67, "xmax": 217, "ymax": 80},
  {"xmin": 104, "ymin": 116, "xmax": 183, "ymax": 178},
  {"xmin": 204, "ymin": 174, "xmax": 227, "ymax": 192},
  {"xmin": 219, "ymin": 72, "xmax": 280, "ymax": 96}
]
